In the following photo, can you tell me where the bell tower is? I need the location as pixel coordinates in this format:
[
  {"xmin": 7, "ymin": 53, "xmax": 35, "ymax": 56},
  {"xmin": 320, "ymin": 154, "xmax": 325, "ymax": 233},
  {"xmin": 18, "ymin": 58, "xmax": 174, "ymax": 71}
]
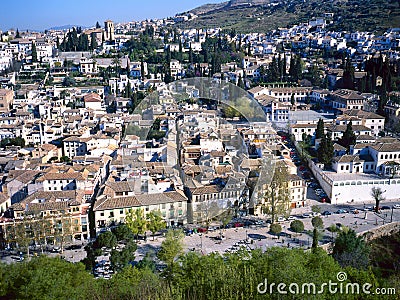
[{"xmin": 104, "ymin": 20, "xmax": 115, "ymax": 41}]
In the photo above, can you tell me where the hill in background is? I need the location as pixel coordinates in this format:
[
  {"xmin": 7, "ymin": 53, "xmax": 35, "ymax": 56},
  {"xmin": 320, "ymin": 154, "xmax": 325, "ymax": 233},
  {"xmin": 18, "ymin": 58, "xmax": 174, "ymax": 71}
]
[{"xmin": 179, "ymin": 0, "xmax": 400, "ymax": 33}]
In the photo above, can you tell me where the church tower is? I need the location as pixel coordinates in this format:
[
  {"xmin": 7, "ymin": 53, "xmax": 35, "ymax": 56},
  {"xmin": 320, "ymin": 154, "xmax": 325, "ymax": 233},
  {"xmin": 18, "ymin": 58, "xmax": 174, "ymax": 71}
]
[{"xmin": 104, "ymin": 20, "xmax": 115, "ymax": 41}]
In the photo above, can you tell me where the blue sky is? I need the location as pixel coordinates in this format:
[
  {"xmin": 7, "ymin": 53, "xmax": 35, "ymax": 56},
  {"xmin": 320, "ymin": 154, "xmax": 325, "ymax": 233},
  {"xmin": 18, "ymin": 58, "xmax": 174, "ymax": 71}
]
[{"xmin": 1, "ymin": 0, "xmax": 225, "ymax": 31}]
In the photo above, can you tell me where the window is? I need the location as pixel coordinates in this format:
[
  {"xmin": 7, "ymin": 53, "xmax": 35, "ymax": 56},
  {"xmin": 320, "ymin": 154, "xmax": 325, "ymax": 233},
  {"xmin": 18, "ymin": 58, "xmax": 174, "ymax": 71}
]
[
  {"xmin": 110, "ymin": 211, "xmax": 114, "ymax": 218},
  {"xmin": 120, "ymin": 210, "xmax": 123, "ymax": 214},
  {"xmin": 100, "ymin": 212, "xmax": 104, "ymax": 217}
]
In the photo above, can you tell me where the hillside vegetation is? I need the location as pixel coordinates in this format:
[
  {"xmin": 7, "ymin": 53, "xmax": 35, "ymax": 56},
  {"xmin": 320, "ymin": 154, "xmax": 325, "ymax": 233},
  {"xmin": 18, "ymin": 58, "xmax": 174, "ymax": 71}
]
[{"xmin": 179, "ymin": 0, "xmax": 400, "ymax": 33}]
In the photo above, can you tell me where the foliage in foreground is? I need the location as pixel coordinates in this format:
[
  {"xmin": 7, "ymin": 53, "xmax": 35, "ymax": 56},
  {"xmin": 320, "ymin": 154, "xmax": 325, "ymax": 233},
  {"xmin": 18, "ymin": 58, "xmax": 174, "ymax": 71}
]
[{"xmin": 1, "ymin": 246, "xmax": 398, "ymax": 300}]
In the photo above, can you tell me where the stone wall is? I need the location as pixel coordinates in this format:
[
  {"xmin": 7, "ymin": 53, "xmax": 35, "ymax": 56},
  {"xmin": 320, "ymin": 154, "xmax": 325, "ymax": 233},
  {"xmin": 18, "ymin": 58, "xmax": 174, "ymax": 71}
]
[
  {"xmin": 319, "ymin": 222, "xmax": 400, "ymax": 254},
  {"xmin": 358, "ymin": 221, "xmax": 400, "ymax": 242}
]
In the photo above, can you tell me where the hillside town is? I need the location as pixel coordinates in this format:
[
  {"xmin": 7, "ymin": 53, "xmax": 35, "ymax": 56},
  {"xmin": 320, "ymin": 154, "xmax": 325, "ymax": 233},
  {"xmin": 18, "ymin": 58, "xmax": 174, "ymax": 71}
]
[{"xmin": 0, "ymin": 11, "xmax": 399, "ymax": 270}]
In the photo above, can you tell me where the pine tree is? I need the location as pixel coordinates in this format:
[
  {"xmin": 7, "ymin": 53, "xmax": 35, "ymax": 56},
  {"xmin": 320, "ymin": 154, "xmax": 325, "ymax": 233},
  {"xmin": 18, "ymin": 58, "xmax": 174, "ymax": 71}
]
[
  {"xmin": 16, "ymin": 29, "xmax": 21, "ymax": 38},
  {"xmin": 96, "ymin": 21, "xmax": 101, "ymax": 29}
]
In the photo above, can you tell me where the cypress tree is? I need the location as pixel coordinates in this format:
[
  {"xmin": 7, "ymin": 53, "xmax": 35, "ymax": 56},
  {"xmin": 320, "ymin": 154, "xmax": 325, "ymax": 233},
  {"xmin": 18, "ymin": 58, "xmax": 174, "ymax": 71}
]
[
  {"xmin": 31, "ymin": 42, "xmax": 38, "ymax": 62},
  {"xmin": 312, "ymin": 228, "xmax": 319, "ymax": 250},
  {"xmin": 318, "ymin": 134, "xmax": 334, "ymax": 168},
  {"xmin": 339, "ymin": 121, "xmax": 356, "ymax": 151},
  {"xmin": 316, "ymin": 118, "xmax": 324, "ymax": 139}
]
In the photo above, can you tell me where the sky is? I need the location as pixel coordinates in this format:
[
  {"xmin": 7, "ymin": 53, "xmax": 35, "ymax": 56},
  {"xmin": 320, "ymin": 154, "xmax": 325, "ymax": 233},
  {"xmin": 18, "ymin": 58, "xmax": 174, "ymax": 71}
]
[{"xmin": 1, "ymin": 0, "xmax": 225, "ymax": 31}]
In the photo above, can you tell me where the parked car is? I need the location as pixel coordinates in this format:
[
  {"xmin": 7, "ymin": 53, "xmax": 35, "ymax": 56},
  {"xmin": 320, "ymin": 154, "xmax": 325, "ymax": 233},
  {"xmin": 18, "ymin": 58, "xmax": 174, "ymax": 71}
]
[
  {"xmin": 336, "ymin": 209, "xmax": 348, "ymax": 214},
  {"xmin": 277, "ymin": 217, "xmax": 286, "ymax": 222},
  {"xmin": 302, "ymin": 213, "xmax": 311, "ymax": 218},
  {"xmin": 393, "ymin": 204, "xmax": 400, "ymax": 209},
  {"xmin": 197, "ymin": 227, "xmax": 208, "ymax": 233},
  {"xmin": 322, "ymin": 211, "xmax": 332, "ymax": 216},
  {"xmin": 381, "ymin": 206, "xmax": 391, "ymax": 210},
  {"xmin": 320, "ymin": 197, "xmax": 328, "ymax": 203},
  {"xmin": 351, "ymin": 209, "xmax": 359, "ymax": 214},
  {"xmin": 234, "ymin": 222, "xmax": 244, "ymax": 228},
  {"xmin": 287, "ymin": 216, "xmax": 297, "ymax": 221},
  {"xmin": 299, "ymin": 166, "xmax": 306, "ymax": 171}
]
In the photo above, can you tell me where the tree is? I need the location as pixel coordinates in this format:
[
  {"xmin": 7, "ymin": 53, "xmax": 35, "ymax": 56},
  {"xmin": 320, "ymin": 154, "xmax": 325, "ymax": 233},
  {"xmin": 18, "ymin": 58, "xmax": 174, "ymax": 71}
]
[
  {"xmin": 333, "ymin": 228, "xmax": 370, "ymax": 269},
  {"xmin": 123, "ymin": 81, "xmax": 132, "ymax": 98},
  {"xmin": 15, "ymin": 29, "xmax": 21, "ymax": 38},
  {"xmin": 146, "ymin": 211, "xmax": 166, "ymax": 241},
  {"xmin": 312, "ymin": 228, "xmax": 319, "ymax": 250},
  {"xmin": 96, "ymin": 231, "xmax": 117, "ymax": 249},
  {"xmin": 157, "ymin": 229, "xmax": 184, "ymax": 291},
  {"xmin": 311, "ymin": 216, "xmax": 324, "ymax": 229},
  {"xmin": 90, "ymin": 32, "xmax": 98, "ymax": 50},
  {"xmin": 31, "ymin": 42, "xmax": 38, "ymax": 63},
  {"xmin": 136, "ymin": 251, "xmax": 156, "ymax": 272},
  {"xmin": 110, "ymin": 241, "xmax": 137, "ymax": 271},
  {"xmin": 125, "ymin": 208, "xmax": 147, "ymax": 241},
  {"xmin": 315, "ymin": 118, "xmax": 324, "ymax": 139},
  {"xmin": 371, "ymin": 187, "xmax": 385, "ymax": 213},
  {"xmin": 53, "ymin": 213, "xmax": 74, "ymax": 254},
  {"xmin": 237, "ymin": 73, "xmax": 244, "ymax": 89},
  {"xmin": 342, "ymin": 58, "xmax": 355, "ymax": 89},
  {"xmin": 262, "ymin": 164, "xmax": 291, "ymax": 223},
  {"xmin": 62, "ymin": 76, "xmax": 76, "ymax": 87},
  {"xmin": 14, "ymin": 217, "xmax": 34, "ymax": 259},
  {"xmin": 112, "ymin": 56, "xmax": 121, "ymax": 76},
  {"xmin": 290, "ymin": 220, "xmax": 304, "ymax": 233},
  {"xmin": 290, "ymin": 94, "xmax": 295, "ymax": 106},
  {"xmin": 339, "ymin": 121, "xmax": 356, "ymax": 151},
  {"xmin": 269, "ymin": 223, "xmax": 282, "ymax": 235},
  {"xmin": 311, "ymin": 205, "xmax": 321, "ymax": 214},
  {"xmin": 140, "ymin": 58, "xmax": 145, "ymax": 81},
  {"xmin": 111, "ymin": 224, "xmax": 134, "ymax": 242},
  {"xmin": 96, "ymin": 21, "xmax": 101, "ymax": 29},
  {"xmin": 317, "ymin": 134, "xmax": 334, "ymax": 168}
]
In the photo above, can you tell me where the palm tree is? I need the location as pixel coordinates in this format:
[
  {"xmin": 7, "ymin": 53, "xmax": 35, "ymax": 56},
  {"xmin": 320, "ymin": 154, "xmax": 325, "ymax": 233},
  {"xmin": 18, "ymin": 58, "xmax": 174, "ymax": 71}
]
[{"xmin": 371, "ymin": 187, "xmax": 385, "ymax": 213}]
